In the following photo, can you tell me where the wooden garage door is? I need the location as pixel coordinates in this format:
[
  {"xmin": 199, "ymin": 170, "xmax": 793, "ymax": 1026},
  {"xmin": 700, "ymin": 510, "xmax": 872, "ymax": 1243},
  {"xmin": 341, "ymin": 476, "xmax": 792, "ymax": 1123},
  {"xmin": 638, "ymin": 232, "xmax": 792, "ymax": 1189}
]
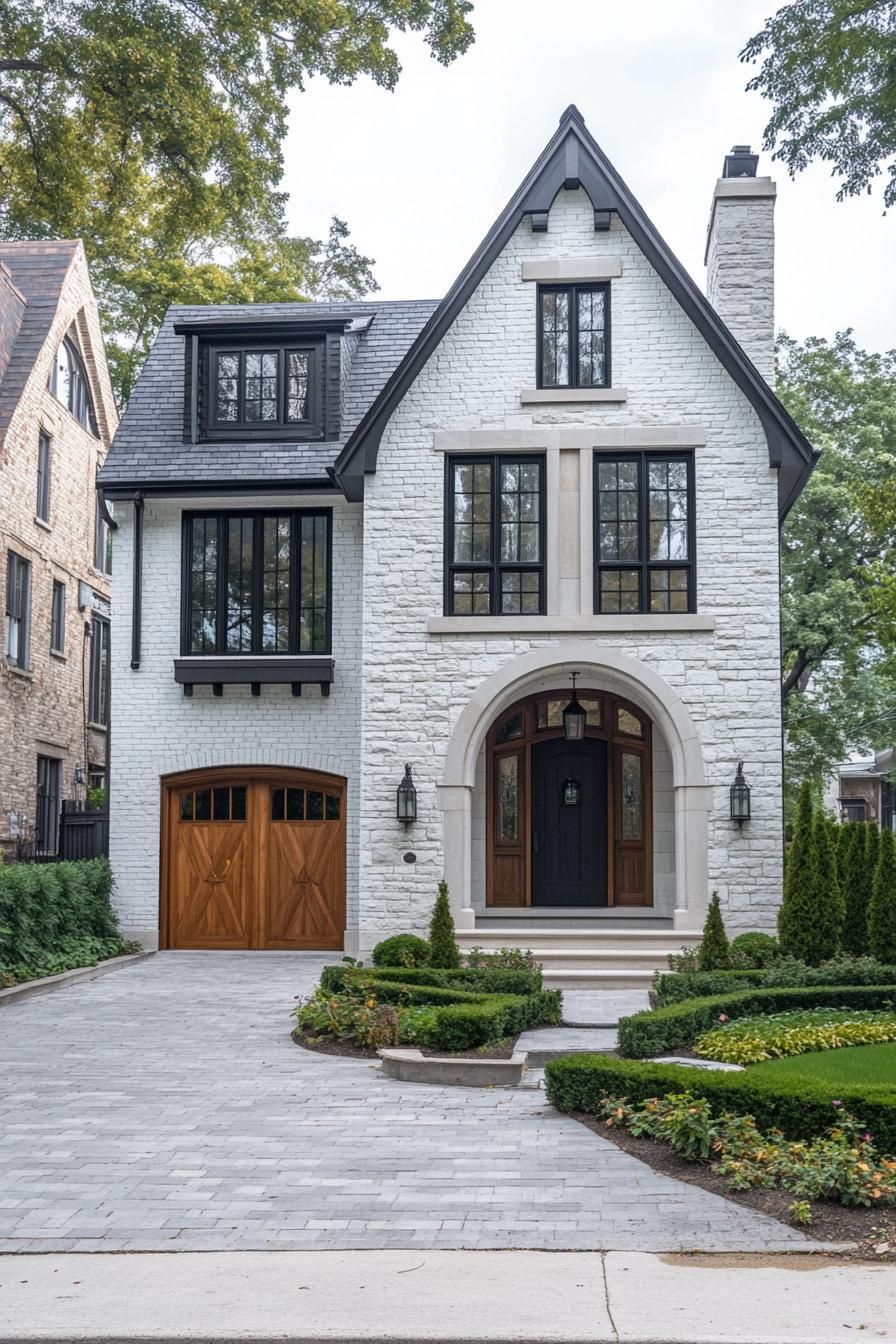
[{"xmin": 163, "ymin": 768, "xmax": 345, "ymax": 950}]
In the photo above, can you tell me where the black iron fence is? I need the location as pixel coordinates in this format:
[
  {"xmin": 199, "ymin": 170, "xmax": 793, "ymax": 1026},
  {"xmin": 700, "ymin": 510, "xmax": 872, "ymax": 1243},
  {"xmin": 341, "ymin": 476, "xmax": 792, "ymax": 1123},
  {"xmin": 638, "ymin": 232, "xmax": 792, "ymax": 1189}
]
[{"xmin": 12, "ymin": 798, "xmax": 109, "ymax": 863}]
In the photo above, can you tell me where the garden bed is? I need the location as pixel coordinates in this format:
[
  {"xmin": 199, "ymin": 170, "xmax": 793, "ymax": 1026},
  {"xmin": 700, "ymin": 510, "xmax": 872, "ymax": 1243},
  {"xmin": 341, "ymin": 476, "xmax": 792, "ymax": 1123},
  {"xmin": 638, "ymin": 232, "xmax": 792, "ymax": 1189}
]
[
  {"xmin": 292, "ymin": 1025, "xmax": 521, "ymax": 1060},
  {"xmin": 572, "ymin": 1109, "xmax": 895, "ymax": 1257}
]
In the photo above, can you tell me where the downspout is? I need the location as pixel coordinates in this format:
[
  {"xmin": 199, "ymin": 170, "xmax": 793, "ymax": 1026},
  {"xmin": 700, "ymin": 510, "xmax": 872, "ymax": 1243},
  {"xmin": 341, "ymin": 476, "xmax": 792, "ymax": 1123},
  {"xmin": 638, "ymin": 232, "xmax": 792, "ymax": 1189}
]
[{"xmin": 131, "ymin": 492, "xmax": 144, "ymax": 670}]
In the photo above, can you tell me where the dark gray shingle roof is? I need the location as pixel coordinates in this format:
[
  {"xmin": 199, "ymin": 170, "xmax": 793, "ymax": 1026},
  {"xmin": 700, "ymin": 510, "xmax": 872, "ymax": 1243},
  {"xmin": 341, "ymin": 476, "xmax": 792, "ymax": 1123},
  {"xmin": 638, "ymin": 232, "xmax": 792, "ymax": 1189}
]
[
  {"xmin": 0, "ymin": 240, "xmax": 79, "ymax": 444},
  {"xmin": 100, "ymin": 299, "xmax": 438, "ymax": 490}
]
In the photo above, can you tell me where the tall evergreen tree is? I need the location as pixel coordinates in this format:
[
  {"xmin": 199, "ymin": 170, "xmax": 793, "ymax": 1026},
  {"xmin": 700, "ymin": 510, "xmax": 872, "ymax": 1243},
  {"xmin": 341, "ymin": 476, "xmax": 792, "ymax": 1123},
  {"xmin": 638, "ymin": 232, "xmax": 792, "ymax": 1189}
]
[
  {"xmin": 869, "ymin": 827, "xmax": 896, "ymax": 962},
  {"xmin": 864, "ymin": 823, "xmax": 881, "ymax": 949},
  {"xmin": 779, "ymin": 783, "xmax": 845, "ymax": 963},
  {"xmin": 698, "ymin": 892, "xmax": 731, "ymax": 971},
  {"xmin": 429, "ymin": 881, "xmax": 460, "ymax": 970},
  {"xmin": 841, "ymin": 823, "xmax": 869, "ymax": 954},
  {"xmin": 813, "ymin": 811, "xmax": 846, "ymax": 957},
  {"xmin": 779, "ymin": 780, "xmax": 816, "ymax": 958}
]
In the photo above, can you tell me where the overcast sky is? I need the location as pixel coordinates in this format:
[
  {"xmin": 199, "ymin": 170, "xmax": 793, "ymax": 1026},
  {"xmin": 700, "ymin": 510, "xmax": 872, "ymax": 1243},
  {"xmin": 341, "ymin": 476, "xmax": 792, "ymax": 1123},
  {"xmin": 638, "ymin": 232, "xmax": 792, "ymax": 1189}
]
[{"xmin": 281, "ymin": 0, "xmax": 893, "ymax": 354}]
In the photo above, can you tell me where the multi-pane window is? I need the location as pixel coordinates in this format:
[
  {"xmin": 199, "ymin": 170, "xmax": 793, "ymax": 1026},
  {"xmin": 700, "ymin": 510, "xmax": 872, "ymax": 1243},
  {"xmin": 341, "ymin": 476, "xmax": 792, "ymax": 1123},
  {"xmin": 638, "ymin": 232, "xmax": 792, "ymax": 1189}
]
[
  {"xmin": 50, "ymin": 580, "xmax": 65, "ymax": 654},
  {"xmin": 5, "ymin": 551, "xmax": 30, "ymax": 669},
  {"xmin": 538, "ymin": 283, "xmax": 609, "ymax": 388},
  {"xmin": 211, "ymin": 347, "xmax": 315, "ymax": 429},
  {"xmin": 36, "ymin": 431, "xmax": 51, "ymax": 521},
  {"xmin": 36, "ymin": 755, "xmax": 60, "ymax": 856},
  {"xmin": 88, "ymin": 615, "xmax": 110, "ymax": 725},
  {"xmin": 49, "ymin": 335, "xmax": 97, "ymax": 433},
  {"xmin": 183, "ymin": 510, "xmax": 331, "ymax": 656},
  {"xmin": 594, "ymin": 453, "xmax": 695, "ymax": 614},
  {"xmin": 95, "ymin": 496, "xmax": 113, "ymax": 574},
  {"xmin": 446, "ymin": 456, "xmax": 545, "ymax": 616}
]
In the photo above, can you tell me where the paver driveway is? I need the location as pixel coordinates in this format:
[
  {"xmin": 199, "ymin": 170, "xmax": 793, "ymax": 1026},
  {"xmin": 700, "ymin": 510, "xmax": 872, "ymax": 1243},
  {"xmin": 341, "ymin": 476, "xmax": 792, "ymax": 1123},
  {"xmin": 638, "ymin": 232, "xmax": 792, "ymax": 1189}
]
[{"xmin": 0, "ymin": 952, "xmax": 817, "ymax": 1252}]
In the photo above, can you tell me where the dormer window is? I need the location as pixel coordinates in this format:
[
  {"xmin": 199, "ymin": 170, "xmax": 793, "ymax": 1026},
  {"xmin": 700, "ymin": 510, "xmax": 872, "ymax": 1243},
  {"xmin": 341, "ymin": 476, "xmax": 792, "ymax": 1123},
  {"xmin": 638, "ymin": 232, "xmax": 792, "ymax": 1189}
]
[
  {"xmin": 211, "ymin": 346, "xmax": 315, "ymax": 430},
  {"xmin": 49, "ymin": 333, "xmax": 97, "ymax": 434}
]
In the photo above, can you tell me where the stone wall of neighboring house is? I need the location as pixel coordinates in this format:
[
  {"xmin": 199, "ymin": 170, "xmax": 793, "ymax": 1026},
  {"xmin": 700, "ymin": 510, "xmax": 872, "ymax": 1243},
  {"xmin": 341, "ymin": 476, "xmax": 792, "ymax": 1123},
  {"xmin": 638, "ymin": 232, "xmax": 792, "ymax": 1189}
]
[
  {"xmin": 356, "ymin": 187, "xmax": 784, "ymax": 949},
  {"xmin": 838, "ymin": 778, "xmax": 879, "ymax": 824},
  {"xmin": 0, "ymin": 244, "xmax": 116, "ymax": 857},
  {"xmin": 107, "ymin": 496, "xmax": 363, "ymax": 945}
]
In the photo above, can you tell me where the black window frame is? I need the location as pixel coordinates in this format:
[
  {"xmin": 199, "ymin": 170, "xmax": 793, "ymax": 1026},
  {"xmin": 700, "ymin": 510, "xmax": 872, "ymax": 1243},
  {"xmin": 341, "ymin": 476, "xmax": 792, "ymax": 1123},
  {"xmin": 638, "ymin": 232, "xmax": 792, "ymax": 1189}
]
[
  {"xmin": 36, "ymin": 430, "xmax": 51, "ymax": 522},
  {"xmin": 5, "ymin": 550, "xmax": 31, "ymax": 669},
  {"xmin": 88, "ymin": 613, "xmax": 110, "ymax": 727},
  {"xmin": 205, "ymin": 342, "xmax": 322, "ymax": 440},
  {"xmin": 36, "ymin": 755, "xmax": 60, "ymax": 856},
  {"xmin": 49, "ymin": 334, "xmax": 97, "ymax": 435},
  {"xmin": 444, "ymin": 454, "xmax": 547, "ymax": 617},
  {"xmin": 593, "ymin": 451, "xmax": 696, "ymax": 615},
  {"xmin": 536, "ymin": 282, "xmax": 611, "ymax": 390},
  {"xmin": 94, "ymin": 495, "xmax": 113, "ymax": 575},
  {"xmin": 50, "ymin": 579, "xmax": 65, "ymax": 654},
  {"xmin": 181, "ymin": 508, "xmax": 333, "ymax": 657}
]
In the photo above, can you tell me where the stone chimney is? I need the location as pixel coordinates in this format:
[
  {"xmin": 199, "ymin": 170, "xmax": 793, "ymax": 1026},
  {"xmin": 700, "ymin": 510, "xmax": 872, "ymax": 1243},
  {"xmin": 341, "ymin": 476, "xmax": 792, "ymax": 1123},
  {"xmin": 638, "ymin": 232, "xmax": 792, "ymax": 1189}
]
[{"xmin": 704, "ymin": 146, "xmax": 776, "ymax": 384}]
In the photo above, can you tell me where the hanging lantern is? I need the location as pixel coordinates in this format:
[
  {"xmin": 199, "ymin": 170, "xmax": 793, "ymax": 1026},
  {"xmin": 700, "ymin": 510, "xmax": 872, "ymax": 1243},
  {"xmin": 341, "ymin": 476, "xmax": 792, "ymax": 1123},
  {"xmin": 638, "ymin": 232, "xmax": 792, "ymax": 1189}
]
[
  {"xmin": 563, "ymin": 671, "xmax": 586, "ymax": 741},
  {"xmin": 730, "ymin": 761, "xmax": 751, "ymax": 824},
  {"xmin": 396, "ymin": 764, "xmax": 417, "ymax": 824}
]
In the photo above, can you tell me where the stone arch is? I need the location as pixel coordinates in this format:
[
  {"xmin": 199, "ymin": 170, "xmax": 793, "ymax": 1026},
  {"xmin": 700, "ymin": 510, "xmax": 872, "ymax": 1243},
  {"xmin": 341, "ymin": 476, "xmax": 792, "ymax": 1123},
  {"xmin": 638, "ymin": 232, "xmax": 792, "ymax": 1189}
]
[{"xmin": 437, "ymin": 642, "xmax": 712, "ymax": 931}]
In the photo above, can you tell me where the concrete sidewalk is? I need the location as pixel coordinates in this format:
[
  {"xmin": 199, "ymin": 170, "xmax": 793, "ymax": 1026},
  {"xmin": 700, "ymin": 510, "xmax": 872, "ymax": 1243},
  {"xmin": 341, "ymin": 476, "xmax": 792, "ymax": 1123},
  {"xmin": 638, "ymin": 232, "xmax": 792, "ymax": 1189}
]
[{"xmin": 0, "ymin": 1250, "xmax": 893, "ymax": 1343}]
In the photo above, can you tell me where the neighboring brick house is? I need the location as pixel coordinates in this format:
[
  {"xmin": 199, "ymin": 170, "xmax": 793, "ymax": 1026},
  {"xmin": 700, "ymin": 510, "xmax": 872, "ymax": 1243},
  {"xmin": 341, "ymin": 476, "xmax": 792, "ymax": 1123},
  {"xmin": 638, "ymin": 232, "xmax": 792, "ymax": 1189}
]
[
  {"xmin": 0, "ymin": 241, "xmax": 118, "ymax": 857},
  {"xmin": 99, "ymin": 110, "xmax": 816, "ymax": 982},
  {"xmin": 826, "ymin": 752, "xmax": 895, "ymax": 828}
]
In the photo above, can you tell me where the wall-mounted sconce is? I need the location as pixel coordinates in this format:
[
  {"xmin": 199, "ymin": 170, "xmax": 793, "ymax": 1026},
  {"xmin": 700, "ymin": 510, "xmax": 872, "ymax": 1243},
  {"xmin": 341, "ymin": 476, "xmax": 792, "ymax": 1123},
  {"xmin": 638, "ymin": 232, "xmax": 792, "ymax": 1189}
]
[
  {"xmin": 730, "ymin": 761, "xmax": 751, "ymax": 824},
  {"xmin": 396, "ymin": 763, "xmax": 417, "ymax": 824},
  {"xmin": 562, "ymin": 671, "xmax": 586, "ymax": 741}
]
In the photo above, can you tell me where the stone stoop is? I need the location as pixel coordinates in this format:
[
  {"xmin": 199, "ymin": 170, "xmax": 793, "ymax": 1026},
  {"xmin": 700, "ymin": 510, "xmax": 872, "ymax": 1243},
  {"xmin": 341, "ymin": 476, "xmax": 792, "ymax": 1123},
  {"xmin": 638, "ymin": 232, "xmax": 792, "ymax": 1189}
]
[{"xmin": 457, "ymin": 927, "xmax": 701, "ymax": 989}]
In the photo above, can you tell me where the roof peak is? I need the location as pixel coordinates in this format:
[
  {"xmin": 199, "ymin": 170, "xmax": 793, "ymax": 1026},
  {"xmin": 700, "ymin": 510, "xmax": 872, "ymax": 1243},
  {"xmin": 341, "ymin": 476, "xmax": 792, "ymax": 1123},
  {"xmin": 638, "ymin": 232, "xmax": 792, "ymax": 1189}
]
[{"xmin": 559, "ymin": 103, "xmax": 586, "ymax": 127}]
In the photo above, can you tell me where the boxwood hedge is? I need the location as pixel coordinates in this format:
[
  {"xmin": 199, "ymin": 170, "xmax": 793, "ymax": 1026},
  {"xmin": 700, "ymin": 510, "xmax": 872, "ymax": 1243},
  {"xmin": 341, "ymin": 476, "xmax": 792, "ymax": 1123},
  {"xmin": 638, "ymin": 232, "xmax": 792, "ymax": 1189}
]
[
  {"xmin": 319, "ymin": 964, "xmax": 543, "ymax": 997},
  {"xmin": 0, "ymin": 858, "xmax": 119, "ymax": 966},
  {"xmin": 618, "ymin": 984, "xmax": 896, "ymax": 1058},
  {"xmin": 652, "ymin": 969, "xmax": 766, "ymax": 1004},
  {"xmin": 544, "ymin": 1053, "xmax": 896, "ymax": 1154}
]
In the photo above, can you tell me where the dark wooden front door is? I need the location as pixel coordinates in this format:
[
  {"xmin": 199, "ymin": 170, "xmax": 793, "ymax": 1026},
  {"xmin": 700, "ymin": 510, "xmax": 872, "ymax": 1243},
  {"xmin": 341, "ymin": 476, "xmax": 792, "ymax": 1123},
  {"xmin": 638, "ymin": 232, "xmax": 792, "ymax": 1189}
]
[
  {"xmin": 530, "ymin": 739, "xmax": 607, "ymax": 907},
  {"xmin": 163, "ymin": 768, "xmax": 345, "ymax": 950}
]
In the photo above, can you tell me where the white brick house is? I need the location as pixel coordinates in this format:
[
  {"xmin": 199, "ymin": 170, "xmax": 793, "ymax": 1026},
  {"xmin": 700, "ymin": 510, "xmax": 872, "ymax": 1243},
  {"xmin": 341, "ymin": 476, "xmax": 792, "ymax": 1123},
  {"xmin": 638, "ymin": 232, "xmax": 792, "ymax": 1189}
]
[{"xmin": 99, "ymin": 110, "xmax": 815, "ymax": 979}]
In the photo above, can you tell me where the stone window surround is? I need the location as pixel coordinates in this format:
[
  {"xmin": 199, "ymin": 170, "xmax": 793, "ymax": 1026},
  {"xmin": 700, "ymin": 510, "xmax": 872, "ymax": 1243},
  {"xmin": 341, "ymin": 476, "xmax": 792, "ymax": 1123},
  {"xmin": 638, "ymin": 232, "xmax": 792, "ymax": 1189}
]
[
  {"xmin": 430, "ymin": 427, "xmax": 712, "ymax": 635},
  {"xmin": 522, "ymin": 257, "xmax": 625, "ymax": 405}
]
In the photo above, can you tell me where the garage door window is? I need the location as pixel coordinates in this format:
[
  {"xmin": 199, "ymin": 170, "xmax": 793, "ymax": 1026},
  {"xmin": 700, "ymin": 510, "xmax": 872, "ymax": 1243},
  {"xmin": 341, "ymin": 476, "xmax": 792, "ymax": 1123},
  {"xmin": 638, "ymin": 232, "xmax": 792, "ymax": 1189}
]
[
  {"xmin": 271, "ymin": 786, "xmax": 340, "ymax": 821},
  {"xmin": 180, "ymin": 785, "xmax": 247, "ymax": 822}
]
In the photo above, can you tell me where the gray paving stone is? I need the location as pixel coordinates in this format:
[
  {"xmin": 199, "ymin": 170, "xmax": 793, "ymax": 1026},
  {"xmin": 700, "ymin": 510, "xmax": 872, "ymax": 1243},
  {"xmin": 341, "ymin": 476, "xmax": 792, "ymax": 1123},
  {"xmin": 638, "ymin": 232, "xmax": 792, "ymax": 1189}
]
[
  {"xmin": 0, "ymin": 951, "xmax": 819, "ymax": 1252},
  {"xmin": 561, "ymin": 989, "xmax": 650, "ymax": 1025}
]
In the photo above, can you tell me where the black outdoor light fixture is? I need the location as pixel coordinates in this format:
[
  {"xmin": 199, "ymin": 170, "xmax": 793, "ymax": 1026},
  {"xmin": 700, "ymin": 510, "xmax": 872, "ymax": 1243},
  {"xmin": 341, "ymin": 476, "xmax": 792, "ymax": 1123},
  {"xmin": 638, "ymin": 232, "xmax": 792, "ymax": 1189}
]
[
  {"xmin": 396, "ymin": 763, "xmax": 417, "ymax": 824},
  {"xmin": 730, "ymin": 761, "xmax": 751, "ymax": 825},
  {"xmin": 563, "ymin": 671, "xmax": 586, "ymax": 741}
]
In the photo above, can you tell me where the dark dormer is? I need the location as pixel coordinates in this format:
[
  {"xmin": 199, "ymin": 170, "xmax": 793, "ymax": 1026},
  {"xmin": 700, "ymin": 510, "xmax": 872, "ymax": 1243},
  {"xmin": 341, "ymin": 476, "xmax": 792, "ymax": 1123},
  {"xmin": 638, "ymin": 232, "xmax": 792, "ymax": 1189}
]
[{"xmin": 175, "ymin": 315, "xmax": 352, "ymax": 445}]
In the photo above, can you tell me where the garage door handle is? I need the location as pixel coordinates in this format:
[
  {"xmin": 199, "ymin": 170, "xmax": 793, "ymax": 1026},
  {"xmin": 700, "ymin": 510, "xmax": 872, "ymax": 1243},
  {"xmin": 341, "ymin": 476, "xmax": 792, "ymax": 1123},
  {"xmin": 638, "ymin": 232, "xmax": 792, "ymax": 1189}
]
[{"xmin": 206, "ymin": 858, "xmax": 232, "ymax": 885}]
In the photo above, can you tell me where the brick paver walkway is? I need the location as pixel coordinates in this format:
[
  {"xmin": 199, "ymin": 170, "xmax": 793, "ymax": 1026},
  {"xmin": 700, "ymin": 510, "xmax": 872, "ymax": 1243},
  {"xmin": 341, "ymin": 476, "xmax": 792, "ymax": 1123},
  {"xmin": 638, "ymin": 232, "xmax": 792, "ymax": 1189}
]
[{"xmin": 0, "ymin": 953, "xmax": 818, "ymax": 1252}]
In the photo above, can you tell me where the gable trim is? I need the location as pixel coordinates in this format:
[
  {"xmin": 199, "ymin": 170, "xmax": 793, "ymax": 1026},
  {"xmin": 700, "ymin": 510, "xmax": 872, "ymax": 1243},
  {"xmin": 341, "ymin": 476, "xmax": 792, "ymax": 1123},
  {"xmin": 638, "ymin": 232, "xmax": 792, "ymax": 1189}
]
[{"xmin": 333, "ymin": 105, "xmax": 817, "ymax": 518}]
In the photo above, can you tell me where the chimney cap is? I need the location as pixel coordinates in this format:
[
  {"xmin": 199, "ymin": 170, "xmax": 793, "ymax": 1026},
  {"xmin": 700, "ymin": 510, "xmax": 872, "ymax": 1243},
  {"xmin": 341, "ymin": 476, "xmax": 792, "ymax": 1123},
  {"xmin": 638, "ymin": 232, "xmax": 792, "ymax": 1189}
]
[{"xmin": 723, "ymin": 145, "xmax": 759, "ymax": 178}]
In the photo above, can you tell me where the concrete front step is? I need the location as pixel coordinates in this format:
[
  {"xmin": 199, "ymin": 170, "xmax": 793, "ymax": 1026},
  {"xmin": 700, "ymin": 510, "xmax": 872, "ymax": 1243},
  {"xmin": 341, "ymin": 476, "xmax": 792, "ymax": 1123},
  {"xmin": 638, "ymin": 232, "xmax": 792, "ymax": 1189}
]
[
  {"xmin": 458, "ymin": 926, "xmax": 698, "ymax": 985},
  {"xmin": 543, "ymin": 968, "xmax": 658, "ymax": 989},
  {"xmin": 458, "ymin": 927, "xmax": 700, "ymax": 951}
]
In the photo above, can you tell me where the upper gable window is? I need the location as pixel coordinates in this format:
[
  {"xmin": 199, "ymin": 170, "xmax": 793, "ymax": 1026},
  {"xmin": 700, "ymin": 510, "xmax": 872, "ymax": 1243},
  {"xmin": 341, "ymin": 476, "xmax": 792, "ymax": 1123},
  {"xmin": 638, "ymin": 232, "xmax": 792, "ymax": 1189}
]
[
  {"xmin": 207, "ymin": 343, "xmax": 319, "ymax": 437},
  {"xmin": 538, "ymin": 283, "xmax": 609, "ymax": 389},
  {"xmin": 50, "ymin": 334, "xmax": 97, "ymax": 433}
]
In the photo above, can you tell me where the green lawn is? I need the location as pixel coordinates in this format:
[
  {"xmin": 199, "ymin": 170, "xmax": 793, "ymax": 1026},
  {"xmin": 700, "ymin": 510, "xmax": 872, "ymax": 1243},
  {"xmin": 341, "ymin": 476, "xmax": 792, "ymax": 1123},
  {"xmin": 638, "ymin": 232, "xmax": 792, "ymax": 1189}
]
[{"xmin": 749, "ymin": 1041, "xmax": 896, "ymax": 1088}]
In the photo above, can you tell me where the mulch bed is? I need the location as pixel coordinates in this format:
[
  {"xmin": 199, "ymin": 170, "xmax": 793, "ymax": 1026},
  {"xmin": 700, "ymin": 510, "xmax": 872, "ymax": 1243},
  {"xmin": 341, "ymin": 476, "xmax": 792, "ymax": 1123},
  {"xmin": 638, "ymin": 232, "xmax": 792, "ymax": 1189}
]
[
  {"xmin": 572, "ymin": 1110, "xmax": 896, "ymax": 1260},
  {"xmin": 292, "ymin": 1026, "xmax": 518, "ymax": 1060}
]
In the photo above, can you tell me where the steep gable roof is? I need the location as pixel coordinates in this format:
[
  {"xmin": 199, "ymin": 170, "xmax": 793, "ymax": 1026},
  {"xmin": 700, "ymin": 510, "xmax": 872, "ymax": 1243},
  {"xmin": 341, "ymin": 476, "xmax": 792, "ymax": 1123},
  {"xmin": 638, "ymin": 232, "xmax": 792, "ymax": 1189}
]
[
  {"xmin": 334, "ymin": 106, "xmax": 817, "ymax": 518},
  {"xmin": 0, "ymin": 239, "xmax": 80, "ymax": 444}
]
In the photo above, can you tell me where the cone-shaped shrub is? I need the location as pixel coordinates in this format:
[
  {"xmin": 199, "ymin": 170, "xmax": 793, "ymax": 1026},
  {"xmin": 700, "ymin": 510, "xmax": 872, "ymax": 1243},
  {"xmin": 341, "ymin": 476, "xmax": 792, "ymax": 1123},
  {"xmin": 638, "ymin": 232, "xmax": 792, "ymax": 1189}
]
[
  {"xmin": 863, "ymin": 823, "xmax": 881, "ymax": 952},
  {"xmin": 697, "ymin": 891, "xmax": 730, "ymax": 970},
  {"xmin": 841, "ymin": 823, "xmax": 869, "ymax": 955},
  {"xmin": 778, "ymin": 783, "xmax": 844, "ymax": 964},
  {"xmin": 429, "ymin": 880, "xmax": 460, "ymax": 969},
  {"xmin": 869, "ymin": 827, "xmax": 896, "ymax": 963}
]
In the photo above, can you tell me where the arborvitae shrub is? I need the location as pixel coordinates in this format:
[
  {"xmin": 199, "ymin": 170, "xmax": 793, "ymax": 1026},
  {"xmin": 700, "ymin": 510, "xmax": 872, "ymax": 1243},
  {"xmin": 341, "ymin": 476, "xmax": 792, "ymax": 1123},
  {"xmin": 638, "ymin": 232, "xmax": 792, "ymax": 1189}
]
[
  {"xmin": 697, "ymin": 891, "xmax": 730, "ymax": 970},
  {"xmin": 429, "ymin": 881, "xmax": 460, "ymax": 969},
  {"xmin": 869, "ymin": 827, "xmax": 896, "ymax": 963},
  {"xmin": 778, "ymin": 784, "xmax": 844, "ymax": 964},
  {"xmin": 841, "ymin": 823, "xmax": 870, "ymax": 955}
]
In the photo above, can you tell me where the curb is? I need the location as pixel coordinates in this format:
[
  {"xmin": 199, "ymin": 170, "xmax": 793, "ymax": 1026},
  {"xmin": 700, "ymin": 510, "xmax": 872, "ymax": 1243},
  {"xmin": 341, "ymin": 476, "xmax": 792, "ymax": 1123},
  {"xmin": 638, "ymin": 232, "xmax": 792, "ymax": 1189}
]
[
  {"xmin": 378, "ymin": 1048, "xmax": 526, "ymax": 1086},
  {"xmin": 0, "ymin": 951, "xmax": 155, "ymax": 1007}
]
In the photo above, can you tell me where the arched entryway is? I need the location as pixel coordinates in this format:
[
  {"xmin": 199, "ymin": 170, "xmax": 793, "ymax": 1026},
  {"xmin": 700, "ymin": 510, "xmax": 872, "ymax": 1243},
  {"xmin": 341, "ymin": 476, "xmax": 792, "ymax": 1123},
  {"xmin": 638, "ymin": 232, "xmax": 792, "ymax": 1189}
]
[
  {"xmin": 487, "ymin": 689, "xmax": 652, "ymax": 908},
  {"xmin": 161, "ymin": 766, "xmax": 346, "ymax": 950}
]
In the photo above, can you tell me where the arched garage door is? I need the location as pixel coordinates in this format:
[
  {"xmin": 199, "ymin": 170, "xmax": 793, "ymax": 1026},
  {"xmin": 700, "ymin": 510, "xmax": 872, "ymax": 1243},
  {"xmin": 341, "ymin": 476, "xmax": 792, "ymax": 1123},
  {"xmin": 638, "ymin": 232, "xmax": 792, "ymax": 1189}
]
[{"xmin": 161, "ymin": 767, "xmax": 345, "ymax": 950}]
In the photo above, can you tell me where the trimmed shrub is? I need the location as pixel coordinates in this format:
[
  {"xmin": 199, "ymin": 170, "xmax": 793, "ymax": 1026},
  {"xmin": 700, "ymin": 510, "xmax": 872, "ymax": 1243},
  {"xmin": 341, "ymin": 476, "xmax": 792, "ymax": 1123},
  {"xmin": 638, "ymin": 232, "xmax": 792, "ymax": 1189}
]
[
  {"xmin": 841, "ymin": 822, "xmax": 870, "ymax": 955},
  {"xmin": 0, "ymin": 859, "xmax": 120, "ymax": 968},
  {"xmin": 415, "ymin": 989, "xmax": 562, "ymax": 1051},
  {"xmin": 729, "ymin": 931, "xmax": 779, "ymax": 969},
  {"xmin": 697, "ymin": 892, "xmax": 730, "ymax": 971},
  {"xmin": 778, "ymin": 784, "xmax": 844, "ymax": 964},
  {"xmin": 371, "ymin": 934, "xmax": 431, "ymax": 968},
  {"xmin": 544, "ymin": 1053, "xmax": 896, "ymax": 1154},
  {"xmin": 617, "ymin": 984, "xmax": 896, "ymax": 1058},
  {"xmin": 870, "ymin": 827, "xmax": 896, "ymax": 963},
  {"xmin": 429, "ymin": 881, "xmax": 460, "ymax": 969},
  {"xmin": 651, "ymin": 968, "xmax": 766, "ymax": 1005},
  {"xmin": 319, "ymin": 964, "xmax": 543, "ymax": 998}
]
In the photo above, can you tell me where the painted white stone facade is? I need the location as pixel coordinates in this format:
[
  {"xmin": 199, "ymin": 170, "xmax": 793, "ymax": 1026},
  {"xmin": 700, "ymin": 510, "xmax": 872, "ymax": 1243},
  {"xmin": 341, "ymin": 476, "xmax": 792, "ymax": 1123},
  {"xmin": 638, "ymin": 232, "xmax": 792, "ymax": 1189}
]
[
  {"xmin": 108, "ymin": 494, "xmax": 362, "ymax": 946},
  {"xmin": 355, "ymin": 186, "xmax": 783, "ymax": 950},
  {"xmin": 107, "ymin": 160, "xmax": 790, "ymax": 952}
]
